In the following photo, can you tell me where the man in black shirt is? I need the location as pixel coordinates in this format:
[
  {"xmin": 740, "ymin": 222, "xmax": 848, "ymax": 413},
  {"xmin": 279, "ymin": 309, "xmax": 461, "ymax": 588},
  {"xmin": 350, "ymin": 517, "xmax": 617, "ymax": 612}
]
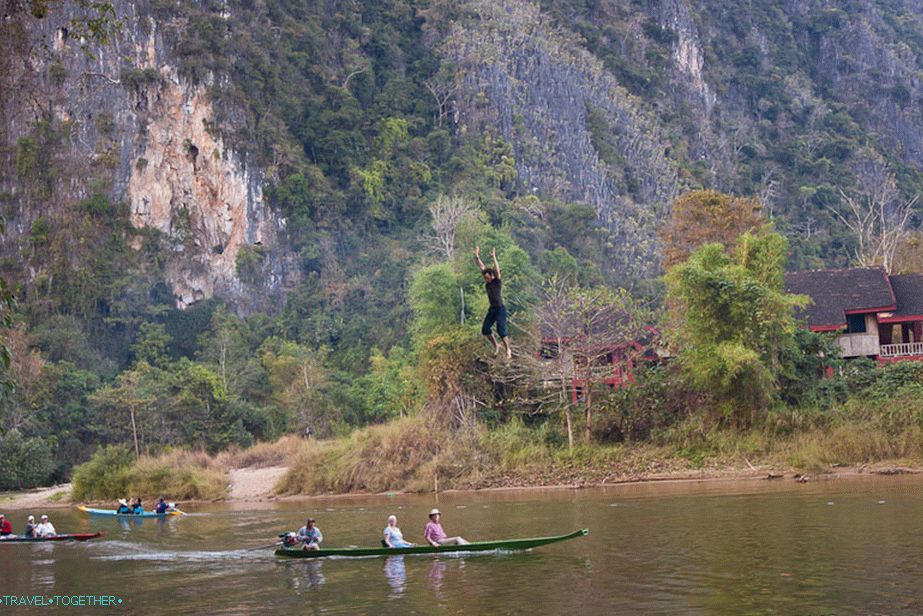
[{"xmin": 475, "ymin": 246, "xmax": 512, "ymax": 359}]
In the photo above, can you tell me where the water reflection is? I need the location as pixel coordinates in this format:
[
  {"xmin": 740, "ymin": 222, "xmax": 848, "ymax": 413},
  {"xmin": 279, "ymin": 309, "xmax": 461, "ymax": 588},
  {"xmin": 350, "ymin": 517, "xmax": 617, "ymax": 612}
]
[
  {"xmin": 285, "ymin": 560, "xmax": 325, "ymax": 592},
  {"xmin": 383, "ymin": 556, "xmax": 406, "ymax": 597},
  {"xmin": 428, "ymin": 558, "xmax": 446, "ymax": 598},
  {"xmin": 117, "ymin": 517, "xmax": 144, "ymax": 531}
]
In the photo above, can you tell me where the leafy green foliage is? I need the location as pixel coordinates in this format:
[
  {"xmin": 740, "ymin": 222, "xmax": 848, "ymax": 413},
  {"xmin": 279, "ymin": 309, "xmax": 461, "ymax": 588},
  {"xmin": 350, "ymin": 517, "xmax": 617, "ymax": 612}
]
[
  {"xmin": 666, "ymin": 229, "xmax": 808, "ymax": 424},
  {"xmin": 0, "ymin": 430, "xmax": 53, "ymax": 490}
]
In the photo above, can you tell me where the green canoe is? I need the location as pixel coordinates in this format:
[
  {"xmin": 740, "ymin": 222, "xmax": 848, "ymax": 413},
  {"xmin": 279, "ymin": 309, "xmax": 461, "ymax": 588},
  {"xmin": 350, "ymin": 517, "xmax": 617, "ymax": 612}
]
[{"xmin": 275, "ymin": 528, "xmax": 588, "ymax": 559}]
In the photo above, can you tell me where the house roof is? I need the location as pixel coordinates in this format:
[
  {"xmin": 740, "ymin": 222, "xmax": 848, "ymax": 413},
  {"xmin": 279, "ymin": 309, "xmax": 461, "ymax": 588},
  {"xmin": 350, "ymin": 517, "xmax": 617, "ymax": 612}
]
[
  {"xmin": 783, "ymin": 267, "xmax": 895, "ymax": 329},
  {"xmin": 886, "ymin": 274, "xmax": 923, "ymax": 319}
]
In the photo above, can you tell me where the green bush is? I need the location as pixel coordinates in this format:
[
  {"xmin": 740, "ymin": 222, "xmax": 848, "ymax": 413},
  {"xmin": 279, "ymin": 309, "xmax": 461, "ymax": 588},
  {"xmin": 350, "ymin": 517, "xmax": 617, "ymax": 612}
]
[
  {"xmin": 0, "ymin": 431, "xmax": 54, "ymax": 490},
  {"xmin": 71, "ymin": 445, "xmax": 134, "ymax": 501}
]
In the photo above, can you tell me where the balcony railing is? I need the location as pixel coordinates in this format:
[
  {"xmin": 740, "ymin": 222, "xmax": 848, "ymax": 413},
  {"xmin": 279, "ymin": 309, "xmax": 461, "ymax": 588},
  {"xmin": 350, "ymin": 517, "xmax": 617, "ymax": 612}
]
[{"xmin": 879, "ymin": 342, "xmax": 923, "ymax": 357}]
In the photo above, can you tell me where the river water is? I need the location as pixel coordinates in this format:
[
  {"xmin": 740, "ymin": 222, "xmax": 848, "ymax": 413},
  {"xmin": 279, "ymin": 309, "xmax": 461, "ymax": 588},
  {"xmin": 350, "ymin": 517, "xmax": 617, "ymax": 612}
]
[{"xmin": 2, "ymin": 475, "xmax": 922, "ymax": 614}]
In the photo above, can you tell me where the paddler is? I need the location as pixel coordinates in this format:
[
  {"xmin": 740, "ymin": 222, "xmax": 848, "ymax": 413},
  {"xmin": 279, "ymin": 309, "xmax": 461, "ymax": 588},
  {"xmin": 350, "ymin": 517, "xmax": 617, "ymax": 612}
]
[
  {"xmin": 116, "ymin": 499, "xmax": 131, "ymax": 514},
  {"xmin": 0, "ymin": 513, "xmax": 11, "ymax": 536},
  {"xmin": 155, "ymin": 497, "xmax": 171, "ymax": 514},
  {"xmin": 423, "ymin": 508, "xmax": 469, "ymax": 547},
  {"xmin": 295, "ymin": 517, "xmax": 323, "ymax": 551}
]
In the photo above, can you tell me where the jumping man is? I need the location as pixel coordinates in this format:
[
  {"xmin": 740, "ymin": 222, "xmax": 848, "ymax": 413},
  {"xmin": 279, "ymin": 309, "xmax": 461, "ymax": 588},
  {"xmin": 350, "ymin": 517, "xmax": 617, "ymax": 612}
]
[{"xmin": 475, "ymin": 246, "xmax": 512, "ymax": 360}]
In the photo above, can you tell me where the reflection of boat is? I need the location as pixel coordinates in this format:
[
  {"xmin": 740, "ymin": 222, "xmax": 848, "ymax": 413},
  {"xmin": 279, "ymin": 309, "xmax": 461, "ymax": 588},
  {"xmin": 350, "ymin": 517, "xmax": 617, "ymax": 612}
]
[
  {"xmin": 0, "ymin": 533, "xmax": 103, "ymax": 543},
  {"xmin": 276, "ymin": 528, "xmax": 589, "ymax": 559},
  {"xmin": 77, "ymin": 506, "xmax": 184, "ymax": 518}
]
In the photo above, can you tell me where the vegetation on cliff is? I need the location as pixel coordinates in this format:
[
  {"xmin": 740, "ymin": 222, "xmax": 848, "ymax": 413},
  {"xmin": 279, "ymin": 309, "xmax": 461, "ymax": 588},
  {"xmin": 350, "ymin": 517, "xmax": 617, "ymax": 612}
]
[{"xmin": 3, "ymin": 1, "xmax": 923, "ymax": 492}]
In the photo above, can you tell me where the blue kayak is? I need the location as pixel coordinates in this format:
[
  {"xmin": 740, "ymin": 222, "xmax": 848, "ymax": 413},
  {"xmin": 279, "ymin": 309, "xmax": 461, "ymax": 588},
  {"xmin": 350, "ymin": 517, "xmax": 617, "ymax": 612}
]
[{"xmin": 77, "ymin": 505, "xmax": 184, "ymax": 518}]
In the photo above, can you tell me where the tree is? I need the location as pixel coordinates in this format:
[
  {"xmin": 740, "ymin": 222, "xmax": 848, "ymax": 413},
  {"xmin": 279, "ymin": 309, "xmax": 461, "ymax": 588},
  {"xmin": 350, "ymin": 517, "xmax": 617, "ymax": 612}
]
[
  {"xmin": 0, "ymin": 430, "xmax": 53, "ymax": 490},
  {"xmin": 409, "ymin": 264, "xmax": 463, "ymax": 345},
  {"xmin": 89, "ymin": 364, "xmax": 157, "ymax": 459},
  {"xmin": 262, "ymin": 339, "xmax": 329, "ymax": 433},
  {"xmin": 827, "ymin": 156, "xmax": 917, "ymax": 273},
  {"xmin": 427, "ymin": 195, "xmax": 477, "ymax": 260},
  {"xmin": 664, "ymin": 229, "xmax": 808, "ymax": 425},
  {"xmin": 659, "ymin": 190, "xmax": 764, "ymax": 270},
  {"xmin": 500, "ymin": 279, "xmax": 648, "ymax": 448}
]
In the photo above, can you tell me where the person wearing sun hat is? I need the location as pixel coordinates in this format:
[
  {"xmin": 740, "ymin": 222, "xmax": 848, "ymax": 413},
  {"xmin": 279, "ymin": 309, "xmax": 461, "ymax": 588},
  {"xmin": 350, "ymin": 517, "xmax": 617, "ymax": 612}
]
[
  {"xmin": 23, "ymin": 515, "xmax": 36, "ymax": 537},
  {"xmin": 423, "ymin": 508, "xmax": 469, "ymax": 547},
  {"xmin": 116, "ymin": 498, "xmax": 131, "ymax": 514},
  {"xmin": 34, "ymin": 514, "xmax": 56, "ymax": 538}
]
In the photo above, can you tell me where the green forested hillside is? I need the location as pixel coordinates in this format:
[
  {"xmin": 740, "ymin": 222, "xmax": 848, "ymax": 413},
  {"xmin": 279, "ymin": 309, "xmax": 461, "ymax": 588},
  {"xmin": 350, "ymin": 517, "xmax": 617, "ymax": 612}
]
[{"xmin": 2, "ymin": 0, "xmax": 923, "ymax": 490}]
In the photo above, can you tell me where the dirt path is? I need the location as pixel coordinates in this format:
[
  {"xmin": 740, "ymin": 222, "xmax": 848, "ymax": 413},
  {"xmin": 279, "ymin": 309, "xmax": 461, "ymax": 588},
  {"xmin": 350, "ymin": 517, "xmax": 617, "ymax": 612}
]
[
  {"xmin": 228, "ymin": 467, "xmax": 288, "ymax": 501},
  {"xmin": 0, "ymin": 484, "xmax": 72, "ymax": 511}
]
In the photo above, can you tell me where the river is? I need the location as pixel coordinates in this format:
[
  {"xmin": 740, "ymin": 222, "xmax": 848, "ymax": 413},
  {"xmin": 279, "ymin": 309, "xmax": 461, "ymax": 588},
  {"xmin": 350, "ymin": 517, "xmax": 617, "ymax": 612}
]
[{"xmin": 1, "ymin": 475, "xmax": 922, "ymax": 614}]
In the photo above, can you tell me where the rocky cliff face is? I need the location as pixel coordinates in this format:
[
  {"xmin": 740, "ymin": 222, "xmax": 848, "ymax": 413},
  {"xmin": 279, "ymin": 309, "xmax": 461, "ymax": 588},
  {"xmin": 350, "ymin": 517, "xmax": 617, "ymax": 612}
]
[
  {"xmin": 0, "ymin": 1, "xmax": 294, "ymax": 312},
  {"xmin": 439, "ymin": 0, "xmax": 679, "ymax": 278}
]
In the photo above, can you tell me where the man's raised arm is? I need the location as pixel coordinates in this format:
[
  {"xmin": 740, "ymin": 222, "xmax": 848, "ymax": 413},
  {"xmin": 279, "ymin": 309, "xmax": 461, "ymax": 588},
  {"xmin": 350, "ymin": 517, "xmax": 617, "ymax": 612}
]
[
  {"xmin": 491, "ymin": 248, "xmax": 500, "ymax": 279},
  {"xmin": 474, "ymin": 245, "xmax": 487, "ymax": 271}
]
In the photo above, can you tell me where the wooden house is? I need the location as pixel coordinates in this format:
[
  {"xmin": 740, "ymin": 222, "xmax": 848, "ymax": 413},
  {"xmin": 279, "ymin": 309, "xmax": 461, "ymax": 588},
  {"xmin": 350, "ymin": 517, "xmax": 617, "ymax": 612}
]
[{"xmin": 784, "ymin": 267, "xmax": 923, "ymax": 362}]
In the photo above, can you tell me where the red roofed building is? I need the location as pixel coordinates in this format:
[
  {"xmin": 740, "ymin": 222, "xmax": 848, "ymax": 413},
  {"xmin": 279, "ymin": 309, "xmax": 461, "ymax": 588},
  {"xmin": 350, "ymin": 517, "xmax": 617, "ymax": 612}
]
[{"xmin": 784, "ymin": 267, "xmax": 923, "ymax": 362}]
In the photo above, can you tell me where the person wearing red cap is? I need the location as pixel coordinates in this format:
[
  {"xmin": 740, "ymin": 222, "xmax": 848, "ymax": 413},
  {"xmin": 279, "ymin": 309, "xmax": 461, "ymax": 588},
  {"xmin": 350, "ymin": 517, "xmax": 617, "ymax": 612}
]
[
  {"xmin": 0, "ymin": 514, "xmax": 11, "ymax": 536},
  {"xmin": 423, "ymin": 509, "xmax": 468, "ymax": 547}
]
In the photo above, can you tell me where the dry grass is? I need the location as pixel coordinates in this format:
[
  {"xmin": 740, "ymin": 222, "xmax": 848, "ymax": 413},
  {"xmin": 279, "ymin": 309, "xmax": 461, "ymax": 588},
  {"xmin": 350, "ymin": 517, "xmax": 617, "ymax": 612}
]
[
  {"xmin": 72, "ymin": 448, "xmax": 229, "ymax": 502},
  {"xmin": 216, "ymin": 435, "xmax": 307, "ymax": 469},
  {"xmin": 275, "ymin": 416, "xmax": 488, "ymax": 495},
  {"xmin": 128, "ymin": 450, "xmax": 228, "ymax": 501}
]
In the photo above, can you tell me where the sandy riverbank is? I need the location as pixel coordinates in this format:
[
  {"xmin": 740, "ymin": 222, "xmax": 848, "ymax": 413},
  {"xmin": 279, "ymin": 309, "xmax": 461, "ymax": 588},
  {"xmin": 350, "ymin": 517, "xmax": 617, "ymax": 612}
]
[{"xmin": 2, "ymin": 462, "xmax": 919, "ymax": 511}]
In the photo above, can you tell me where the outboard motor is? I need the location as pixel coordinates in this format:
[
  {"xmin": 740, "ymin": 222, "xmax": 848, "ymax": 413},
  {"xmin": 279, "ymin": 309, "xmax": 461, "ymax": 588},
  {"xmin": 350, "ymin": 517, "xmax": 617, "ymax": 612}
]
[{"xmin": 279, "ymin": 532, "xmax": 298, "ymax": 548}]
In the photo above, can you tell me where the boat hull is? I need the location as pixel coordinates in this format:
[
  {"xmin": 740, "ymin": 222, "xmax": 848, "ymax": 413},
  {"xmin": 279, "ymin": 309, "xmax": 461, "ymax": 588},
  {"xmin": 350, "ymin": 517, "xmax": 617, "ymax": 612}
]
[
  {"xmin": 0, "ymin": 532, "xmax": 102, "ymax": 543},
  {"xmin": 77, "ymin": 505, "xmax": 183, "ymax": 518},
  {"xmin": 275, "ymin": 528, "xmax": 589, "ymax": 559}
]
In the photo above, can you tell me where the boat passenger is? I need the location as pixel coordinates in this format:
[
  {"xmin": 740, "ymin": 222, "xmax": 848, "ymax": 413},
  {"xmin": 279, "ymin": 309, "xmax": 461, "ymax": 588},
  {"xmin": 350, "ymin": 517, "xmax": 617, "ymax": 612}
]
[
  {"xmin": 295, "ymin": 517, "xmax": 323, "ymax": 551},
  {"xmin": 34, "ymin": 515, "xmax": 56, "ymax": 538},
  {"xmin": 155, "ymin": 497, "xmax": 170, "ymax": 514},
  {"xmin": 383, "ymin": 515, "xmax": 414, "ymax": 548},
  {"xmin": 23, "ymin": 515, "xmax": 36, "ymax": 538},
  {"xmin": 0, "ymin": 514, "xmax": 12, "ymax": 536},
  {"xmin": 116, "ymin": 499, "xmax": 131, "ymax": 514},
  {"xmin": 131, "ymin": 498, "xmax": 144, "ymax": 514},
  {"xmin": 423, "ymin": 508, "xmax": 469, "ymax": 547}
]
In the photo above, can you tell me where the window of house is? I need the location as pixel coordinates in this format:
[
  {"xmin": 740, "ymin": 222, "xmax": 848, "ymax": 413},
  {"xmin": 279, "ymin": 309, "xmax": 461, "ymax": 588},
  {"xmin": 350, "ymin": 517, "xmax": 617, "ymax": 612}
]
[{"xmin": 846, "ymin": 314, "xmax": 867, "ymax": 333}]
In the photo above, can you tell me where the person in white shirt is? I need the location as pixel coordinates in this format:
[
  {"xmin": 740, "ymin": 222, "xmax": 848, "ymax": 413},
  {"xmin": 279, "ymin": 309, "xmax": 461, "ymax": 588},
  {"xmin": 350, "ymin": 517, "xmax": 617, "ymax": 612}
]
[{"xmin": 34, "ymin": 515, "xmax": 56, "ymax": 537}]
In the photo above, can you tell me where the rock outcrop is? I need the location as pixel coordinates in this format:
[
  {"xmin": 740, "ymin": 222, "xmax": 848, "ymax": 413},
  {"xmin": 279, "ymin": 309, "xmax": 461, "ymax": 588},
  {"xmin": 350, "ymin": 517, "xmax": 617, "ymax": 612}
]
[{"xmin": 0, "ymin": 1, "xmax": 294, "ymax": 312}]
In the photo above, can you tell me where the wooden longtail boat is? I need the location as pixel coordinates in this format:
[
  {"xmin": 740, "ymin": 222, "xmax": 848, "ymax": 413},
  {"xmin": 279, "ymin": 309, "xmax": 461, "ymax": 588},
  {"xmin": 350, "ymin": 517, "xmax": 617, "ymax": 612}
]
[
  {"xmin": 275, "ymin": 528, "xmax": 589, "ymax": 559},
  {"xmin": 0, "ymin": 532, "xmax": 102, "ymax": 543},
  {"xmin": 77, "ymin": 505, "xmax": 184, "ymax": 518}
]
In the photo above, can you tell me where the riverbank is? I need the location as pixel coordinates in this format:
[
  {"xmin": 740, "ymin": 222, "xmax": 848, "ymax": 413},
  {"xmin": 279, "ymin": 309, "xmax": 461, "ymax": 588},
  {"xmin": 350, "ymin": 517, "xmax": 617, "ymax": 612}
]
[
  {"xmin": 9, "ymin": 411, "xmax": 923, "ymax": 508},
  {"xmin": 4, "ymin": 460, "xmax": 919, "ymax": 512}
]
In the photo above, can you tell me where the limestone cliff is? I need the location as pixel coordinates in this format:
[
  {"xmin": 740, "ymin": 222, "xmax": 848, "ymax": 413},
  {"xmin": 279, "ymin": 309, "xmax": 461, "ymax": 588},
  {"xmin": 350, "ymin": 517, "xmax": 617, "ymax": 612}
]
[{"xmin": 0, "ymin": 1, "xmax": 294, "ymax": 312}]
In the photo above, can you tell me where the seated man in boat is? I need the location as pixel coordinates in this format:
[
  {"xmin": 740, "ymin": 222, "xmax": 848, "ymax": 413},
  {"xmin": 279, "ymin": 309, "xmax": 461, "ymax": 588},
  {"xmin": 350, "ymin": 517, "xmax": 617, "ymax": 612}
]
[
  {"xmin": 295, "ymin": 517, "xmax": 323, "ymax": 551},
  {"xmin": 23, "ymin": 515, "xmax": 36, "ymax": 537},
  {"xmin": 0, "ymin": 514, "xmax": 12, "ymax": 537},
  {"xmin": 383, "ymin": 515, "xmax": 414, "ymax": 548},
  {"xmin": 34, "ymin": 515, "xmax": 56, "ymax": 537},
  {"xmin": 155, "ymin": 497, "xmax": 172, "ymax": 514},
  {"xmin": 423, "ymin": 509, "xmax": 469, "ymax": 547},
  {"xmin": 116, "ymin": 499, "xmax": 132, "ymax": 514},
  {"xmin": 131, "ymin": 497, "xmax": 144, "ymax": 514}
]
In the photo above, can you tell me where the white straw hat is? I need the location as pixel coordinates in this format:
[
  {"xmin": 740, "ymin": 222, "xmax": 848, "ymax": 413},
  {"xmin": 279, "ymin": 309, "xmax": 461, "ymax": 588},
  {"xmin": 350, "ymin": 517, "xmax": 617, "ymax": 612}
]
[{"xmin": 429, "ymin": 508, "xmax": 441, "ymax": 516}]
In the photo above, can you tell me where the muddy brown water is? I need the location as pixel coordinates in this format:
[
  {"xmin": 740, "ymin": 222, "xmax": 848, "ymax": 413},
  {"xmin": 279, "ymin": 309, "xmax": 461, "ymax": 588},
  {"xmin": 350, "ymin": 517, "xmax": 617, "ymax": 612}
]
[{"xmin": 2, "ymin": 476, "xmax": 922, "ymax": 614}]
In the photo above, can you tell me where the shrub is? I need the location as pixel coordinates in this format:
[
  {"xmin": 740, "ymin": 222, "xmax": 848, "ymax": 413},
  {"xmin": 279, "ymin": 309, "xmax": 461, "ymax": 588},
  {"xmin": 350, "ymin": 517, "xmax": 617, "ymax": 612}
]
[
  {"xmin": 0, "ymin": 431, "xmax": 54, "ymax": 490},
  {"xmin": 72, "ymin": 446, "xmax": 229, "ymax": 501},
  {"xmin": 71, "ymin": 445, "xmax": 134, "ymax": 500}
]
